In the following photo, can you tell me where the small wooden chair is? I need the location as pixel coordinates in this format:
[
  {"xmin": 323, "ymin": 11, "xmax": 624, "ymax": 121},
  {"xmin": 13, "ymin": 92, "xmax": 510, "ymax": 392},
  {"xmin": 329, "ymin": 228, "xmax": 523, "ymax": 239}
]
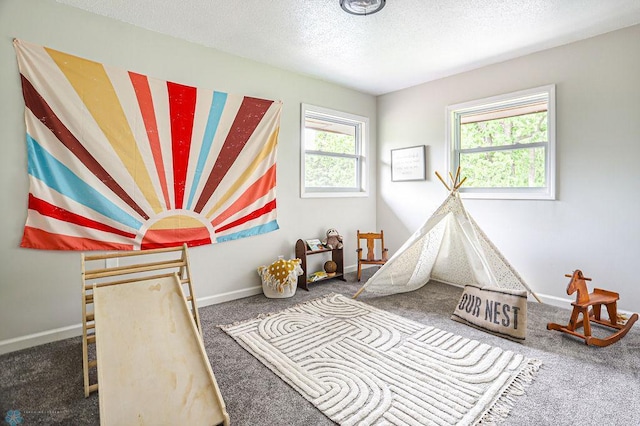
[
  {"xmin": 356, "ymin": 230, "xmax": 389, "ymax": 281},
  {"xmin": 547, "ymin": 270, "xmax": 638, "ymax": 347}
]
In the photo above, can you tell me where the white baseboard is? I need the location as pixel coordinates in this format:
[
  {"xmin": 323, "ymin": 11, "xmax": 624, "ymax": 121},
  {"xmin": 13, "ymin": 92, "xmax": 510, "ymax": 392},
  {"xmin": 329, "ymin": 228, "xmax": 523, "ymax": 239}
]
[
  {"xmin": 535, "ymin": 292, "xmax": 573, "ymax": 309},
  {"xmin": 196, "ymin": 285, "xmax": 263, "ymax": 308},
  {"xmin": 0, "ymin": 323, "xmax": 82, "ymax": 356},
  {"xmin": 0, "ymin": 285, "xmax": 264, "ymax": 356}
]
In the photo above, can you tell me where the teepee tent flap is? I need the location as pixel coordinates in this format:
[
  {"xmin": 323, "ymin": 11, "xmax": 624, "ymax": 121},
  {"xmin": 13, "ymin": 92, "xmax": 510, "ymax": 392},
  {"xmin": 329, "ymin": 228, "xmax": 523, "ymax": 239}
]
[{"xmin": 354, "ymin": 191, "xmax": 540, "ymax": 302}]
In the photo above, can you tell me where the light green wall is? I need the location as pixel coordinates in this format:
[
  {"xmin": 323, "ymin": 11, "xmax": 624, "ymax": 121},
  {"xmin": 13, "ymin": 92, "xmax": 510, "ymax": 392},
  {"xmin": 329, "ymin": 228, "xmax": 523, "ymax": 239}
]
[
  {"xmin": 0, "ymin": 0, "xmax": 377, "ymax": 350},
  {"xmin": 377, "ymin": 24, "xmax": 640, "ymax": 311}
]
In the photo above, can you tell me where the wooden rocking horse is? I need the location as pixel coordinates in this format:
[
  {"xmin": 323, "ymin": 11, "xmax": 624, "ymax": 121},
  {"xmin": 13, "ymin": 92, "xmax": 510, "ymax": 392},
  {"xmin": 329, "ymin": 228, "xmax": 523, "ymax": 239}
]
[{"xmin": 547, "ymin": 270, "xmax": 638, "ymax": 347}]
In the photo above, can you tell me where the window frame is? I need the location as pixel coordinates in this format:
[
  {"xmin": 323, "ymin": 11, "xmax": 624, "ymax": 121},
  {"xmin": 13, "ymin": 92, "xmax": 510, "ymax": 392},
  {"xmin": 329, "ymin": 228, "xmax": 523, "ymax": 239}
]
[
  {"xmin": 446, "ymin": 85, "xmax": 556, "ymax": 200},
  {"xmin": 300, "ymin": 104, "xmax": 369, "ymax": 198}
]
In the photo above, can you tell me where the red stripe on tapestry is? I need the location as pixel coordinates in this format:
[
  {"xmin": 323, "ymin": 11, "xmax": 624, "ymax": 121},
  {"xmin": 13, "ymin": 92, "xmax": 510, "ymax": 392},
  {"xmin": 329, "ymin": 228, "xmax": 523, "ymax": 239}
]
[
  {"xmin": 215, "ymin": 199, "xmax": 276, "ymax": 233},
  {"xmin": 20, "ymin": 74, "xmax": 150, "ymax": 220},
  {"xmin": 211, "ymin": 164, "xmax": 277, "ymax": 227},
  {"xmin": 167, "ymin": 81, "xmax": 197, "ymax": 209},
  {"xmin": 28, "ymin": 194, "xmax": 136, "ymax": 239},
  {"xmin": 141, "ymin": 227, "xmax": 211, "ymax": 250},
  {"xmin": 129, "ymin": 72, "xmax": 172, "ymax": 210},
  {"xmin": 194, "ymin": 97, "xmax": 274, "ymax": 213},
  {"xmin": 141, "ymin": 238, "xmax": 212, "ymax": 251},
  {"xmin": 20, "ymin": 226, "xmax": 133, "ymax": 251}
]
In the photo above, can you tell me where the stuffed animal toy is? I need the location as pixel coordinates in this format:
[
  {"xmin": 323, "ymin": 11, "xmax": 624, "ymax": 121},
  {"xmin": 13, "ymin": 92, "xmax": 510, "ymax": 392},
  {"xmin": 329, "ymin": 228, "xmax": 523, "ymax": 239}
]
[
  {"xmin": 322, "ymin": 228, "xmax": 344, "ymax": 249},
  {"xmin": 257, "ymin": 256, "xmax": 303, "ymax": 298}
]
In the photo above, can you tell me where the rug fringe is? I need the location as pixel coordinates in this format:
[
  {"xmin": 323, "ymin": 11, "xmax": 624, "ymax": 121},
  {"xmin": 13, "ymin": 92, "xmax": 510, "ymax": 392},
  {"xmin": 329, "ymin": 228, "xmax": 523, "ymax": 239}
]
[
  {"xmin": 476, "ymin": 358, "xmax": 542, "ymax": 425},
  {"xmin": 217, "ymin": 292, "xmax": 340, "ymax": 331}
]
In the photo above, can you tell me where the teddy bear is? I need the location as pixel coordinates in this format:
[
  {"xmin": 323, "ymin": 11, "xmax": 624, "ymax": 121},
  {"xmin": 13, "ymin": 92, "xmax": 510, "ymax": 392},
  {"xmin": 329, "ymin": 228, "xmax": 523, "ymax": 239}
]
[{"xmin": 322, "ymin": 228, "xmax": 344, "ymax": 249}]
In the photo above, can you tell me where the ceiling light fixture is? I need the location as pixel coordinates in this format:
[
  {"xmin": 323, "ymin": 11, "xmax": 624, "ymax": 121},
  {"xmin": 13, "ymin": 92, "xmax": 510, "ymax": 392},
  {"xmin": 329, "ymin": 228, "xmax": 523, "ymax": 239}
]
[{"xmin": 340, "ymin": 0, "xmax": 386, "ymax": 16}]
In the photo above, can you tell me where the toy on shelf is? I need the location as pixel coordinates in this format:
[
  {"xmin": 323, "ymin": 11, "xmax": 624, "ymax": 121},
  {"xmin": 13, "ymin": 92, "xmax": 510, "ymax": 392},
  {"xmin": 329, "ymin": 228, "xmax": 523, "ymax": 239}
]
[
  {"xmin": 307, "ymin": 271, "xmax": 328, "ymax": 283},
  {"xmin": 547, "ymin": 270, "xmax": 638, "ymax": 347},
  {"xmin": 322, "ymin": 228, "xmax": 344, "ymax": 249},
  {"xmin": 324, "ymin": 260, "xmax": 338, "ymax": 277}
]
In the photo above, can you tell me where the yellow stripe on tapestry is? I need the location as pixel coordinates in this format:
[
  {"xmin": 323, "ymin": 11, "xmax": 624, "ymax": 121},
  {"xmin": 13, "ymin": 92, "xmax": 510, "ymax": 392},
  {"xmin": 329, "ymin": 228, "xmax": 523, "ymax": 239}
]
[
  {"xmin": 148, "ymin": 215, "xmax": 203, "ymax": 230},
  {"xmin": 45, "ymin": 48, "xmax": 163, "ymax": 215},
  {"xmin": 205, "ymin": 127, "xmax": 279, "ymax": 219}
]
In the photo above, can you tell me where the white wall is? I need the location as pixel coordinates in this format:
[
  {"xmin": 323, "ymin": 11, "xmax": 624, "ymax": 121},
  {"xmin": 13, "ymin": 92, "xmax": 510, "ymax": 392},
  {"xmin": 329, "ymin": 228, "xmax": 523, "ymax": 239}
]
[
  {"xmin": 0, "ymin": 0, "xmax": 377, "ymax": 351},
  {"xmin": 377, "ymin": 24, "xmax": 640, "ymax": 312}
]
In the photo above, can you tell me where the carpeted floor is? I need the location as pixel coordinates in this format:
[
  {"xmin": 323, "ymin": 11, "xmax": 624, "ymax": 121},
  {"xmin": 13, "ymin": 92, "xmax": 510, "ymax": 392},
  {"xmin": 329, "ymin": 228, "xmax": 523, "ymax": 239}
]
[{"xmin": 1, "ymin": 269, "xmax": 639, "ymax": 425}]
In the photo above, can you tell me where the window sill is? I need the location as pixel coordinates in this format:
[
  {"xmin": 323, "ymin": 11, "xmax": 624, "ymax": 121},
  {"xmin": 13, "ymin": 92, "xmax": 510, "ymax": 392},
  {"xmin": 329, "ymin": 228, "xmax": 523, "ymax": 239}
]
[
  {"xmin": 301, "ymin": 191, "xmax": 369, "ymax": 199},
  {"xmin": 459, "ymin": 188, "xmax": 555, "ymax": 200}
]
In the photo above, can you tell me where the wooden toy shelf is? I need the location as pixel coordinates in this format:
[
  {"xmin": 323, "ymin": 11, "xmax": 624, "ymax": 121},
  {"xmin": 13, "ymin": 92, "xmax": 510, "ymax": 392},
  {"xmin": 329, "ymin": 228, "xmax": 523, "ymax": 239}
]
[{"xmin": 295, "ymin": 239, "xmax": 346, "ymax": 291}]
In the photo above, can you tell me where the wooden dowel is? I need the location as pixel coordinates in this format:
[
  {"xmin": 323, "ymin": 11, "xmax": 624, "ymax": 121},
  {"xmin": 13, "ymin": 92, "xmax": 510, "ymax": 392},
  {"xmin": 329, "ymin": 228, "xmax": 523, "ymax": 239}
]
[
  {"xmin": 435, "ymin": 171, "xmax": 451, "ymax": 191},
  {"xmin": 84, "ymin": 272, "xmax": 179, "ymax": 290},
  {"xmin": 453, "ymin": 176, "xmax": 467, "ymax": 190},
  {"xmin": 564, "ymin": 273, "xmax": 592, "ymax": 281},
  {"xmin": 84, "ymin": 261, "xmax": 186, "ymax": 280},
  {"xmin": 83, "ymin": 245, "xmax": 183, "ymax": 261},
  {"xmin": 531, "ymin": 291, "xmax": 543, "ymax": 304},
  {"xmin": 454, "ymin": 166, "xmax": 461, "ymax": 187},
  {"xmin": 353, "ymin": 286, "xmax": 366, "ymax": 299}
]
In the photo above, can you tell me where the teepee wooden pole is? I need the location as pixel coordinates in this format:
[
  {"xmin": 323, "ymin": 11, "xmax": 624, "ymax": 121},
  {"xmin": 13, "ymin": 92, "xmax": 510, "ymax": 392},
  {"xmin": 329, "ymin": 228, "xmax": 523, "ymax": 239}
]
[
  {"xmin": 435, "ymin": 171, "xmax": 451, "ymax": 191},
  {"xmin": 353, "ymin": 286, "xmax": 366, "ymax": 299},
  {"xmin": 453, "ymin": 176, "xmax": 467, "ymax": 191},
  {"xmin": 531, "ymin": 291, "xmax": 543, "ymax": 303},
  {"xmin": 454, "ymin": 166, "xmax": 461, "ymax": 187}
]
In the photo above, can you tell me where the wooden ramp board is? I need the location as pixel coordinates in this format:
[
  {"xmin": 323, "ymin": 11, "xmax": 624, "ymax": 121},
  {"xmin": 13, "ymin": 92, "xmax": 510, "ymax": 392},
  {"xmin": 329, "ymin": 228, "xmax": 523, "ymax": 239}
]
[{"xmin": 93, "ymin": 274, "xmax": 229, "ymax": 426}]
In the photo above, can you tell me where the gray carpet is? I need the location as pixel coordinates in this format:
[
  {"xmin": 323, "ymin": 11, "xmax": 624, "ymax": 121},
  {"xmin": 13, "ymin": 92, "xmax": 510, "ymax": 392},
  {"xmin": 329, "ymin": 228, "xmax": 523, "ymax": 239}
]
[{"xmin": 1, "ymin": 270, "xmax": 639, "ymax": 425}]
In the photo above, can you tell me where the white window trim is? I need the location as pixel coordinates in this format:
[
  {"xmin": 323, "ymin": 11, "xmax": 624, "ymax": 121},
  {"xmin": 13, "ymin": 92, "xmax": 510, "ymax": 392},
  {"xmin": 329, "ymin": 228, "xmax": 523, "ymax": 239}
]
[
  {"xmin": 445, "ymin": 85, "xmax": 556, "ymax": 200},
  {"xmin": 300, "ymin": 104, "xmax": 369, "ymax": 198}
]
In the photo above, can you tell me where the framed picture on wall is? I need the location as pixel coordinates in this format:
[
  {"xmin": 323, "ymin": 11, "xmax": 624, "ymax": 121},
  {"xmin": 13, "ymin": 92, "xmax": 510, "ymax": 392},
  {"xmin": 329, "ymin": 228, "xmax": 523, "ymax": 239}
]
[{"xmin": 391, "ymin": 145, "xmax": 426, "ymax": 182}]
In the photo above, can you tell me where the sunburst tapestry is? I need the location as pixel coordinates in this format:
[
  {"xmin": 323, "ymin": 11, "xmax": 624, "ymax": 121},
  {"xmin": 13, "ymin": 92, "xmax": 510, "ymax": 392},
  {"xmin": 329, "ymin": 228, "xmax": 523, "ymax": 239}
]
[{"xmin": 14, "ymin": 39, "xmax": 282, "ymax": 250}]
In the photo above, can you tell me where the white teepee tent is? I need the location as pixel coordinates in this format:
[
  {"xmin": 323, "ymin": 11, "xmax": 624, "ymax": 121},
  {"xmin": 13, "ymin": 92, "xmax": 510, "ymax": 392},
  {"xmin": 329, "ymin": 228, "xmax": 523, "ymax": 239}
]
[{"xmin": 354, "ymin": 172, "xmax": 541, "ymax": 302}]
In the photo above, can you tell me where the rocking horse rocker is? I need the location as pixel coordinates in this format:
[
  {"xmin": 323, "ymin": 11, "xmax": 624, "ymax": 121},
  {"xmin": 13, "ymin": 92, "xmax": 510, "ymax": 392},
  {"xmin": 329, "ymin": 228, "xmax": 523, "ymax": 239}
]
[{"xmin": 547, "ymin": 270, "xmax": 638, "ymax": 347}]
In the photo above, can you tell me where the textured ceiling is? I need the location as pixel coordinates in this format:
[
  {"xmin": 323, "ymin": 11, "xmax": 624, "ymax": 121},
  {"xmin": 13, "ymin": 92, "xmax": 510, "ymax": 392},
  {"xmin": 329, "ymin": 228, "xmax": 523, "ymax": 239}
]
[{"xmin": 56, "ymin": 0, "xmax": 640, "ymax": 95}]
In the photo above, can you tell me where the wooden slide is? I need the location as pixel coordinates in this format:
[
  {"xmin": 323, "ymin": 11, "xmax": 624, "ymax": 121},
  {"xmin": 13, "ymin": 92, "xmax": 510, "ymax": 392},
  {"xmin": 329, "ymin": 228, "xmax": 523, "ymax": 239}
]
[{"xmin": 82, "ymin": 245, "xmax": 229, "ymax": 426}]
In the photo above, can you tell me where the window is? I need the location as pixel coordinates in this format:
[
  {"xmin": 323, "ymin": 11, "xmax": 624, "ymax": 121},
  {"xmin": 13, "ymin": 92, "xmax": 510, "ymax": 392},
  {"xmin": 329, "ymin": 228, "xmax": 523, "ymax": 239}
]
[
  {"xmin": 446, "ymin": 85, "xmax": 556, "ymax": 200},
  {"xmin": 301, "ymin": 104, "xmax": 368, "ymax": 198}
]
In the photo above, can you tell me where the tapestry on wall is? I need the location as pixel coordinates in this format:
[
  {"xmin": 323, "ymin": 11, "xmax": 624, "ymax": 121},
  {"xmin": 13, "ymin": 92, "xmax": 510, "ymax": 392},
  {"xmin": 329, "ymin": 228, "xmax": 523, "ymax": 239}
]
[{"xmin": 14, "ymin": 39, "xmax": 283, "ymax": 250}]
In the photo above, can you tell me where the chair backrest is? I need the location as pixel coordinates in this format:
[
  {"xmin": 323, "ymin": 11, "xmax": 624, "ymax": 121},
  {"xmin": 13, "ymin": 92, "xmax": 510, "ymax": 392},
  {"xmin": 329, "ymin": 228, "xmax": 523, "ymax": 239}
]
[{"xmin": 357, "ymin": 230, "xmax": 386, "ymax": 261}]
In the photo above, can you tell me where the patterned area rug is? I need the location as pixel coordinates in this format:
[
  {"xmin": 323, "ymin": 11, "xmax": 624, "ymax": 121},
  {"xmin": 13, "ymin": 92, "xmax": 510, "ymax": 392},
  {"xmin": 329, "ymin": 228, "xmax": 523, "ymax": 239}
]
[{"xmin": 220, "ymin": 294, "xmax": 541, "ymax": 425}]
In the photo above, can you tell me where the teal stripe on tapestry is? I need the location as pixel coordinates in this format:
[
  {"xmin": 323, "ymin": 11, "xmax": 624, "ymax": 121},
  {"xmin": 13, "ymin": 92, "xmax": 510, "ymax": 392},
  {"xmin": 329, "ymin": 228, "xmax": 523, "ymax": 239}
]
[
  {"xmin": 186, "ymin": 91, "xmax": 228, "ymax": 209},
  {"xmin": 216, "ymin": 220, "xmax": 279, "ymax": 243},
  {"xmin": 26, "ymin": 134, "xmax": 143, "ymax": 230}
]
